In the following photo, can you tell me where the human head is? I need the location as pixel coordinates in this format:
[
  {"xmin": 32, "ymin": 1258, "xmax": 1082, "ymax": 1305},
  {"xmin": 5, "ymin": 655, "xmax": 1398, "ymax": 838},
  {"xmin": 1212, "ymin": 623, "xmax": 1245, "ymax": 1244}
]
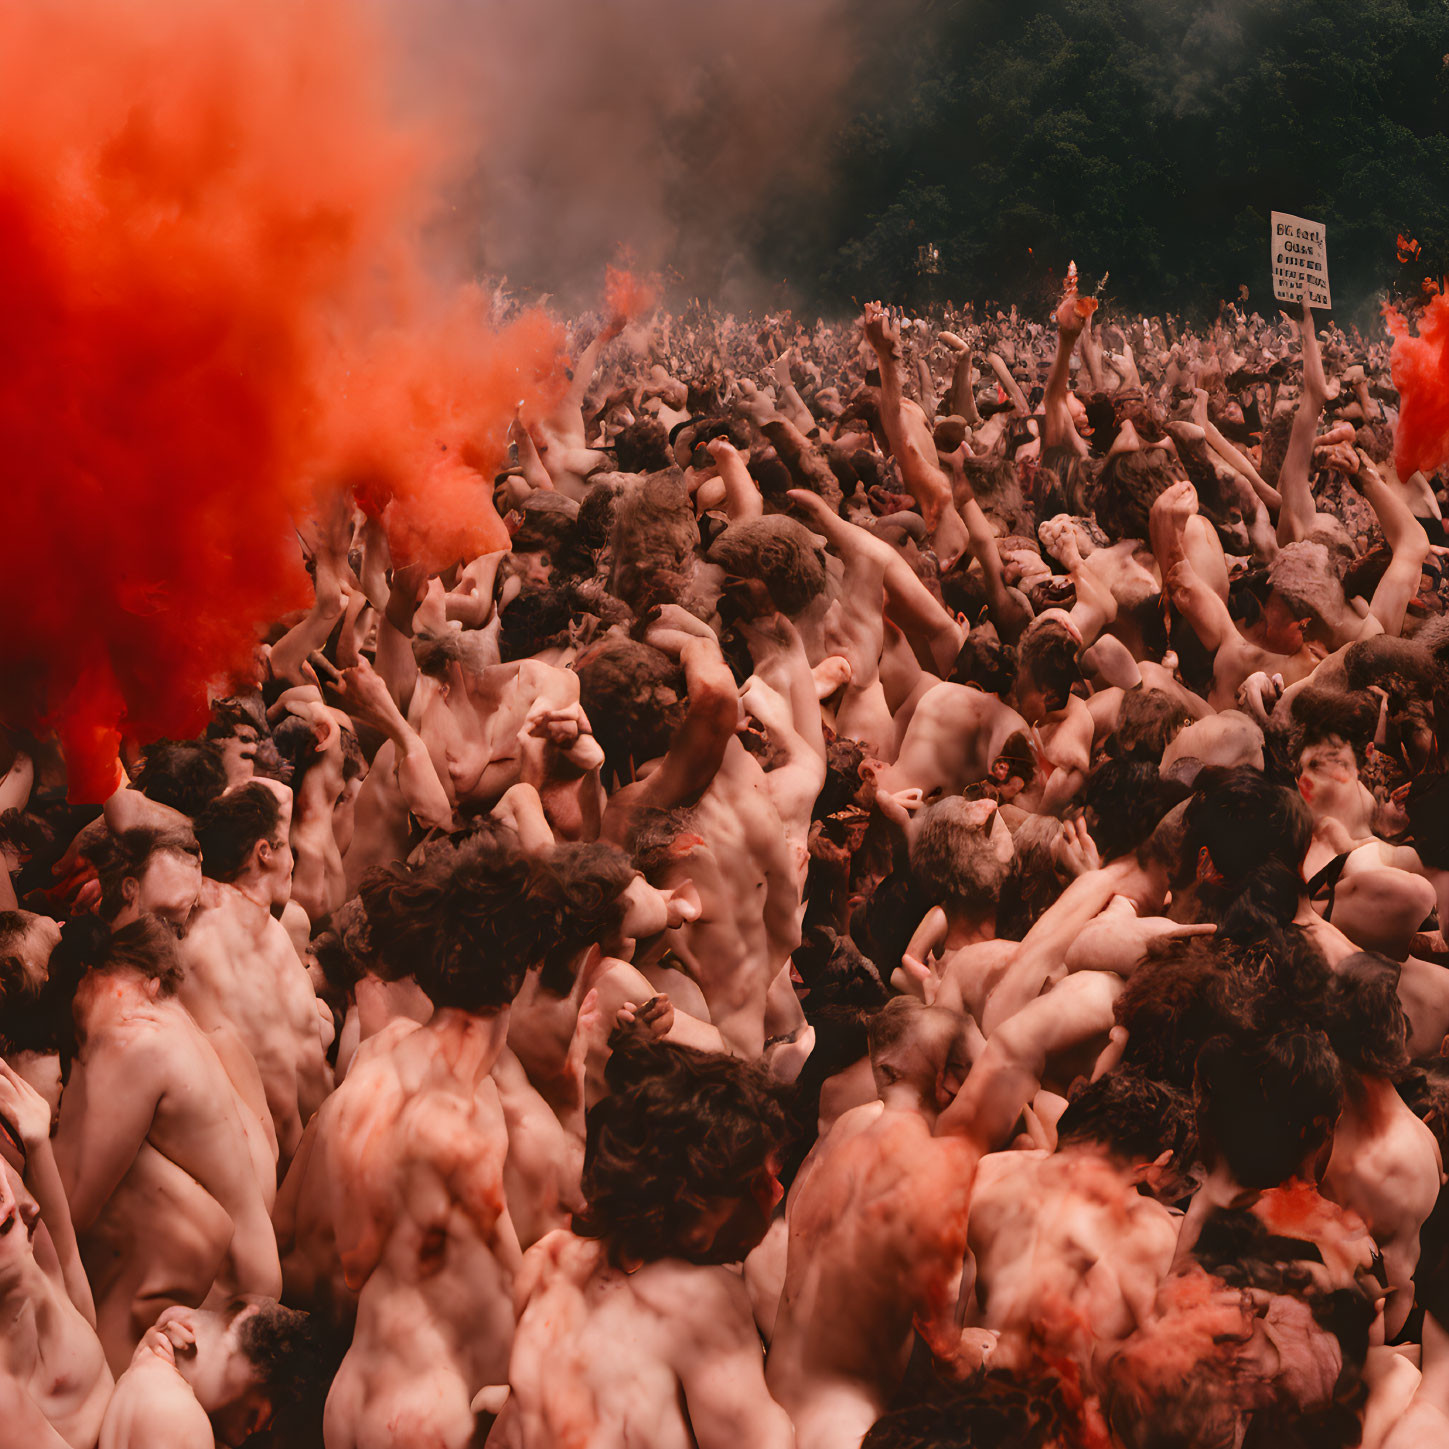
[
  {"xmin": 206, "ymin": 697, "xmax": 267, "ymax": 786},
  {"xmin": 193, "ymin": 782, "xmax": 291, "ymax": 906},
  {"xmin": 1196, "ymin": 1028, "xmax": 1344, "ymax": 1189},
  {"xmin": 576, "ymin": 1038, "xmax": 788, "ymax": 1267},
  {"xmin": 133, "ymin": 739, "xmax": 229, "ymax": 818},
  {"xmin": 1183, "ymin": 767, "xmax": 1310, "ymax": 891},
  {"xmin": 909, "ymin": 796, "xmax": 1014, "ymax": 916},
  {"xmin": 862, "ymin": 1368, "xmax": 1088, "ymax": 1449},
  {"xmin": 1114, "ymin": 937, "xmax": 1254, "ymax": 1089},
  {"xmin": 97, "ymin": 825, "xmax": 203, "ymax": 933},
  {"xmin": 0, "ymin": 912, "xmax": 64, "ymax": 1057},
  {"xmin": 51, "ymin": 914, "xmax": 185, "ymax": 1000},
  {"xmin": 1015, "ymin": 616, "xmax": 1083, "ymax": 721},
  {"xmin": 498, "ymin": 582, "xmax": 575, "ymax": 662},
  {"xmin": 1325, "ymin": 951, "xmax": 1409, "ymax": 1080},
  {"xmin": 575, "ymin": 637, "xmax": 688, "ymax": 785},
  {"xmin": 1266, "ymin": 543, "xmax": 1341, "ymax": 652},
  {"xmin": 867, "ymin": 997, "xmax": 970, "ymax": 1110},
  {"xmin": 528, "ymin": 841, "xmax": 653, "ymax": 992},
  {"xmin": 1109, "ymin": 688, "xmax": 1190, "ymax": 764},
  {"xmin": 706, "ymin": 517, "xmax": 827, "ymax": 616},
  {"xmin": 153, "ymin": 1297, "xmax": 325, "ymax": 1446},
  {"xmin": 1057, "ymin": 1069, "xmax": 1198, "ymax": 1197},
  {"xmin": 1083, "ymin": 760, "xmax": 1179, "ymax": 863},
  {"xmin": 359, "ymin": 834, "xmax": 539, "ymax": 1012}
]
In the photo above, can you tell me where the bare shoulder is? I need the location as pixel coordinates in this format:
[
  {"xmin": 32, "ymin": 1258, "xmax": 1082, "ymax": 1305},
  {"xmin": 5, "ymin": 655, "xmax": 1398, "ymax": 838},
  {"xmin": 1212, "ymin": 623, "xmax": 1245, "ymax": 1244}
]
[{"xmin": 631, "ymin": 1260, "xmax": 756, "ymax": 1344}]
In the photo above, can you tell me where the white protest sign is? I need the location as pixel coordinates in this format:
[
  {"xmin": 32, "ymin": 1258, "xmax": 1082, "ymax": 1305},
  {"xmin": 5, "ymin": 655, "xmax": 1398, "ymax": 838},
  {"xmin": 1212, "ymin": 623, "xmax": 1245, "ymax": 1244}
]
[{"xmin": 1271, "ymin": 212, "xmax": 1331, "ymax": 309}]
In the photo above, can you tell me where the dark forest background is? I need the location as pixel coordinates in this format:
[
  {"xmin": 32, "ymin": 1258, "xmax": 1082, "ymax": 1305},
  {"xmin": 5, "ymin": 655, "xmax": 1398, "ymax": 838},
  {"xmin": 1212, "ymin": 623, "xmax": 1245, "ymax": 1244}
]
[{"xmin": 738, "ymin": 0, "xmax": 1449, "ymax": 320}]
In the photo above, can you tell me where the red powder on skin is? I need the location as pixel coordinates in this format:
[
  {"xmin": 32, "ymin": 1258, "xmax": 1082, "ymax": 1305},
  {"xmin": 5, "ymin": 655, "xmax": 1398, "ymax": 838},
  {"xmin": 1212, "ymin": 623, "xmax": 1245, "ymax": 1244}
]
[
  {"xmin": 1385, "ymin": 293, "xmax": 1449, "ymax": 480},
  {"xmin": 0, "ymin": 0, "xmax": 564, "ymax": 798}
]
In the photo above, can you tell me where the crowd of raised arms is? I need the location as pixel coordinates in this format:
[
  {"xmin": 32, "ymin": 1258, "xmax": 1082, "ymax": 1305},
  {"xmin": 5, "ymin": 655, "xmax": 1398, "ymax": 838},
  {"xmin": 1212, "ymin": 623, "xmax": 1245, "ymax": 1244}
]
[{"xmin": 4, "ymin": 279, "xmax": 1449, "ymax": 1449}]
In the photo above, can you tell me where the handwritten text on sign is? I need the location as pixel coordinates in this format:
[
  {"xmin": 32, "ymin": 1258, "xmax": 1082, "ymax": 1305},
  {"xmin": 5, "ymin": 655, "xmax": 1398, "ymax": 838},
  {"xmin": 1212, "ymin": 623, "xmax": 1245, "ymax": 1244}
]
[{"xmin": 1271, "ymin": 212, "xmax": 1331, "ymax": 309}]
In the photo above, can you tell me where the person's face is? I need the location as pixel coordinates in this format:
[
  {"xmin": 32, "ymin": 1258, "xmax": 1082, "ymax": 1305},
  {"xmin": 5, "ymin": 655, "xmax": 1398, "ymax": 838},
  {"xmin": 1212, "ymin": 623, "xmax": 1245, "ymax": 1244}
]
[
  {"xmin": 1016, "ymin": 674, "xmax": 1050, "ymax": 725},
  {"xmin": 1263, "ymin": 591, "xmax": 1311, "ymax": 654},
  {"xmin": 217, "ymin": 725, "xmax": 259, "ymax": 784},
  {"xmin": 1372, "ymin": 782, "xmax": 1412, "ymax": 842},
  {"xmin": 157, "ymin": 1305, "xmax": 270, "ymax": 1446},
  {"xmin": 1296, "ymin": 737, "xmax": 1358, "ymax": 810},
  {"xmin": 135, "ymin": 851, "xmax": 204, "ymax": 937},
  {"xmin": 0, "ymin": 1167, "xmax": 38, "ymax": 1277}
]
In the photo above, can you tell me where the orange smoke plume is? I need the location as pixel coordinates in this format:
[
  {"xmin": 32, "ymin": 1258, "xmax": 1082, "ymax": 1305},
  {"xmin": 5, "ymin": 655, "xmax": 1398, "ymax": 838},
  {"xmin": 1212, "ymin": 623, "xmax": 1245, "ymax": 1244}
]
[
  {"xmin": 604, "ymin": 263, "xmax": 659, "ymax": 332},
  {"xmin": 1384, "ymin": 293, "xmax": 1449, "ymax": 480},
  {"xmin": 0, "ymin": 0, "xmax": 563, "ymax": 799}
]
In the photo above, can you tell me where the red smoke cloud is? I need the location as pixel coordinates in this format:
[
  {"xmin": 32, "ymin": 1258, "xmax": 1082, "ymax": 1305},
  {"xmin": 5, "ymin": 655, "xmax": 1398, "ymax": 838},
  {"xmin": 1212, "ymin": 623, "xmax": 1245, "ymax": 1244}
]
[
  {"xmin": 1385, "ymin": 294, "xmax": 1449, "ymax": 481},
  {"xmin": 604, "ymin": 264, "xmax": 659, "ymax": 330},
  {"xmin": 0, "ymin": 0, "xmax": 563, "ymax": 799}
]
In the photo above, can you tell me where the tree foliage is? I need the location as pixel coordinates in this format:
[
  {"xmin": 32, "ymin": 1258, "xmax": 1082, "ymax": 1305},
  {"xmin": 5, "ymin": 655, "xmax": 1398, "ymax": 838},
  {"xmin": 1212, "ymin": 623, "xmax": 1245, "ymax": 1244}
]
[{"xmin": 762, "ymin": 0, "xmax": 1449, "ymax": 318}]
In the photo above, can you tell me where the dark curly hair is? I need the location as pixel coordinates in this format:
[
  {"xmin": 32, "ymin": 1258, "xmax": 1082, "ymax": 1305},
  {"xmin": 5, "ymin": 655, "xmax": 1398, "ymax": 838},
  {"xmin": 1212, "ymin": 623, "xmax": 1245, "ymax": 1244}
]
[
  {"xmin": 234, "ymin": 1298, "xmax": 335, "ymax": 1445},
  {"xmin": 575, "ymin": 1037, "xmax": 789, "ymax": 1267},
  {"xmin": 0, "ymin": 913, "xmax": 66, "ymax": 1058},
  {"xmin": 193, "ymin": 782, "xmax": 283, "ymax": 883},
  {"xmin": 576, "ymin": 637, "xmax": 687, "ymax": 786},
  {"xmin": 1114, "ymin": 937, "xmax": 1255, "ymax": 1089},
  {"xmin": 862, "ymin": 1368, "xmax": 1091, "ymax": 1449},
  {"xmin": 1196, "ymin": 1027, "xmax": 1344, "ymax": 1190},
  {"xmin": 706, "ymin": 517, "xmax": 827, "ymax": 616},
  {"xmin": 1017, "ymin": 617, "xmax": 1082, "ymax": 712},
  {"xmin": 1057, "ymin": 1068, "xmax": 1198, "ymax": 1174},
  {"xmin": 94, "ymin": 825, "xmax": 200, "ymax": 922},
  {"xmin": 1108, "ymin": 688, "xmax": 1190, "ymax": 763},
  {"xmin": 132, "ymin": 740, "xmax": 229, "ymax": 818},
  {"xmin": 50, "ymin": 914, "xmax": 185, "ymax": 1007},
  {"xmin": 358, "ymin": 835, "xmax": 539, "ymax": 1009},
  {"xmin": 527, "ymin": 842, "xmax": 636, "ymax": 995}
]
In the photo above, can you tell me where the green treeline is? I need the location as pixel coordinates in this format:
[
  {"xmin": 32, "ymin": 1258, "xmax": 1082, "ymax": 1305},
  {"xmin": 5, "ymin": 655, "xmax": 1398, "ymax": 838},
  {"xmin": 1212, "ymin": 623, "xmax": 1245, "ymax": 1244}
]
[{"xmin": 757, "ymin": 0, "xmax": 1449, "ymax": 319}]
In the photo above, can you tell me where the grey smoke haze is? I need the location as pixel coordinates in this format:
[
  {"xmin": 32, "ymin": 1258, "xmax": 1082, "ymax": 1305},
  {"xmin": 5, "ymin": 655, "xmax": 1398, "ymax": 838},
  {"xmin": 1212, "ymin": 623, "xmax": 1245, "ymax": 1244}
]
[{"xmin": 389, "ymin": 0, "xmax": 916, "ymax": 308}]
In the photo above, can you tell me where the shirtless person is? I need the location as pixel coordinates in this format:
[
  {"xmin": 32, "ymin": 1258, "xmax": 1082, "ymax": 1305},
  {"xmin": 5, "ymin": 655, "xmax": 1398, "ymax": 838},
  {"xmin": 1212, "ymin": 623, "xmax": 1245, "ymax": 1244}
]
[
  {"xmin": 495, "ymin": 1036, "xmax": 794, "ymax": 1449},
  {"xmin": 53, "ymin": 918, "xmax": 281, "ymax": 1374},
  {"xmin": 322, "ymin": 839, "xmax": 532, "ymax": 1449},
  {"xmin": 0, "ymin": 1061, "xmax": 111, "ymax": 1449},
  {"xmin": 100, "ymin": 1298, "xmax": 321, "ymax": 1449},
  {"xmin": 590, "ymin": 614, "xmax": 801, "ymax": 1057},
  {"xmin": 185, "ymin": 781, "xmax": 331, "ymax": 1169}
]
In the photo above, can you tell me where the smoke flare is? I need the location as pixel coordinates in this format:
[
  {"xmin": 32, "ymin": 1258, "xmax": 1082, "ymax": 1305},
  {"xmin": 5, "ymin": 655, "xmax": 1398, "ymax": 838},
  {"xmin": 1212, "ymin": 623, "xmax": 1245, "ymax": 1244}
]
[
  {"xmin": 0, "ymin": 0, "xmax": 562, "ymax": 798},
  {"xmin": 1385, "ymin": 294, "xmax": 1449, "ymax": 481}
]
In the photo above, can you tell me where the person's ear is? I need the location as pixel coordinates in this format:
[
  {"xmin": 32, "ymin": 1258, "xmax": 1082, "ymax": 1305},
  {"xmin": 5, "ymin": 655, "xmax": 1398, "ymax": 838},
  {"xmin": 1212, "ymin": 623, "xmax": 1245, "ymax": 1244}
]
[
  {"xmin": 253, "ymin": 838, "xmax": 272, "ymax": 874},
  {"xmin": 122, "ymin": 877, "xmax": 139, "ymax": 905}
]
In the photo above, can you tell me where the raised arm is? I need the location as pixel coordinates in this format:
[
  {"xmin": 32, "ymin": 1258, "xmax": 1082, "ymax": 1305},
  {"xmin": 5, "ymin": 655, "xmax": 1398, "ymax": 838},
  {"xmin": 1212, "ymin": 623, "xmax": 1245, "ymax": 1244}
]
[
  {"xmin": 705, "ymin": 437, "xmax": 764, "ymax": 522},
  {"xmin": 1042, "ymin": 295, "xmax": 1087, "ymax": 451},
  {"xmin": 636, "ymin": 615, "xmax": 740, "ymax": 810},
  {"xmin": 324, "ymin": 657, "xmax": 454, "ymax": 831},
  {"xmin": 1275, "ymin": 303, "xmax": 1330, "ymax": 545},
  {"xmin": 269, "ymin": 493, "xmax": 352, "ymax": 686},
  {"xmin": 0, "ymin": 1061, "xmax": 94, "ymax": 1322},
  {"xmin": 941, "ymin": 971, "xmax": 1123, "ymax": 1149},
  {"xmin": 862, "ymin": 303, "xmax": 958, "ymax": 541}
]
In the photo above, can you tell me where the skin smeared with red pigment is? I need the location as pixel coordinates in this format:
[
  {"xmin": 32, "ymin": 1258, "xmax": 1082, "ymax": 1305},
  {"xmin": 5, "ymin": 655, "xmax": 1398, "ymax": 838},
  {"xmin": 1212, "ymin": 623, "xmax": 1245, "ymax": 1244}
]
[
  {"xmin": 0, "ymin": 0, "xmax": 565, "ymax": 799},
  {"xmin": 1385, "ymin": 294, "xmax": 1449, "ymax": 480}
]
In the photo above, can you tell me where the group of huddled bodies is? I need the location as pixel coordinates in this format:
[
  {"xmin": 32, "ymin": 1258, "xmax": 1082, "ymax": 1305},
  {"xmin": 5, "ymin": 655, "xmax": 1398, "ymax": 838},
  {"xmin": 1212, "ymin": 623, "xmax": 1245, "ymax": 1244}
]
[{"xmin": 1, "ymin": 280, "xmax": 1449, "ymax": 1449}]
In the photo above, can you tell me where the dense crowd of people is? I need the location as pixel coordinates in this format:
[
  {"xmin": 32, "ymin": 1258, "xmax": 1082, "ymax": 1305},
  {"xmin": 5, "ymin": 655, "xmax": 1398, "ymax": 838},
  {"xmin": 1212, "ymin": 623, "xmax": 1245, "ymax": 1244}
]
[{"xmin": 3, "ymin": 278, "xmax": 1449, "ymax": 1449}]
